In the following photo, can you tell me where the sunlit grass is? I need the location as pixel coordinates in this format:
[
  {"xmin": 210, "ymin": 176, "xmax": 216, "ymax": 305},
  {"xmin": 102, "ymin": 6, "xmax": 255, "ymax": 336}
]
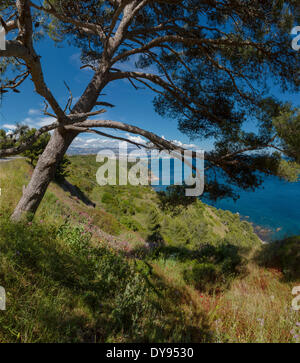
[{"xmin": 0, "ymin": 158, "xmax": 299, "ymax": 343}]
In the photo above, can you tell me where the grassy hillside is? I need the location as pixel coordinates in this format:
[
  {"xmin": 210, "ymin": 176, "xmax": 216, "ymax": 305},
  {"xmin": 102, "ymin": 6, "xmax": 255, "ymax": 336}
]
[
  {"xmin": 65, "ymin": 155, "xmax": 261, "ymax": 249},
  {"xmin": 0, "ymin": 157, "xmax": 299, "ymax": 343}
]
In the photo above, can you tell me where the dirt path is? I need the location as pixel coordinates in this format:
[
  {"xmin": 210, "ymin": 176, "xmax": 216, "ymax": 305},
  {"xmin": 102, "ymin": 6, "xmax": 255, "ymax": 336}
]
[
  {"xmin": 49, "ymin": 180, "xmax": 150, "ymax": 256},
  {"xmin": 0, "ymin": 157, "xmax": 24, "ymax": 163}
]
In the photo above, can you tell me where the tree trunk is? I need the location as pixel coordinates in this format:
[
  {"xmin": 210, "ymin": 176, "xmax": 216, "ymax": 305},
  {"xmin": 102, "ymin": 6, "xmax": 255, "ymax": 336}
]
[
  {"xmin": 11, "ymin": 128, "xmax": 77, "ymax": 221},
  {"xmin": 10, "ymin": 62, "xmax": 110, "ymax": 222}
]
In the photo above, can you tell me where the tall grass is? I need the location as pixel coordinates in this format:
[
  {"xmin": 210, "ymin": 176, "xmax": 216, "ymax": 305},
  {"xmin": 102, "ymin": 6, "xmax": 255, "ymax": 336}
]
[
  {"xmin": 0, "ymin": 158, "xmax": 299, "ymax": 343},
  {"xmin": 0, "ymin": 215, "xmax": 212, "ymax": 342}
]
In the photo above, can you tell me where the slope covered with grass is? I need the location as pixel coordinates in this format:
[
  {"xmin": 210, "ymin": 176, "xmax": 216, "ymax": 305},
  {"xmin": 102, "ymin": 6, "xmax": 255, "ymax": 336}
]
[
  {"xmin": 65, "ymin": 155, "xmax": 261, "ymax": 249},
  {"xmin": 0, "ymin": 157, "xmax": 299, "ymax": 343}
]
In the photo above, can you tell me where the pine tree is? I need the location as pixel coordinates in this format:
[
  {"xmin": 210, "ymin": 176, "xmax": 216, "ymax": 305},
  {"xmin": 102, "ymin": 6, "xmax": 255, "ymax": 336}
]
[
  {"xmin": 147, "ymin": 208, "xmax": 163, "ymax": 245},
  {"xmin": 1, "ymin": 1, "xmax": 300, "ymax": 220}
]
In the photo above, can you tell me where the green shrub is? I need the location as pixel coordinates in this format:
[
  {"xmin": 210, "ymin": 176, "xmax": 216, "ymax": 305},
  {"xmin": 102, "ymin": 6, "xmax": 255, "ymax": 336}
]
[
  {"xmin": 120, "ymin": 216, "xmax": 142, "ymax": 232},
  {"xmin": 92, "ymin": 211, "xmax": 121, "ymax": 235},
  {"xmin": 183, "ymin": 243, "xmax": 245, "ymax": 292},
  {"xmin": 257, "ymin": 236, "xmax": 300, "ymax": 281},
  {"xmin": 119, "ymin": 200, "xmax": 136, "ymax": 215},
  {"xmin": 184, "ymin": 262, "xmax": 218, "ymax": 291},
  {"xmin": 57, "ymin": 222, "xmax": 91, "ymax": 256},
  {"xmin": 102, "ymin": 192, "xmax": 115, "ymax": 204}
]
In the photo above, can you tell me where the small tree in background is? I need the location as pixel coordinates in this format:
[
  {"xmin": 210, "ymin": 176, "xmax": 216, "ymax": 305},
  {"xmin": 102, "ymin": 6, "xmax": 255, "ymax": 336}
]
[
  {"xmin": 0, "ymin": 129, "xmax": 14, "ymax": 150},
  {"xmin": 147, "ymin": 208, "xmax": 163, "ymax": 245},
  {"xmin": 158, "ymin": 184, "xmax": 197, "ymax": 212},
  {"xmin": 22, "ymin": 128, "xmax": 70, "ymax": 181},
  {"xmin": 23, "ymin": 130, "xmax": 50, "ymax": 166},
  {"xmin": 0, "ymin": 125, "xmax": 70, "ymax": 180}
]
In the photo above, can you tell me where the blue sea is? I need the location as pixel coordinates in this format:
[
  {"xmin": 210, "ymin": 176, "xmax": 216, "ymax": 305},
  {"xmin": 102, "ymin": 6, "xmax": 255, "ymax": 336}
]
[
  {"xmin": 150, "ymin": 158, "xmax": 300, "ymax": 241},
  {"xmin": 204, "ymin": 176, "xmax": 300, "ymax": 241}
]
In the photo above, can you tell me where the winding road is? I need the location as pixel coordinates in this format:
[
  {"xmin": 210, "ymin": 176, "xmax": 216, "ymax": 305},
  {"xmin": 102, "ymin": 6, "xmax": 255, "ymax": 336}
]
[{"xmin": 0, "ymin": 157, "xmax": 23, "ymax": 163}]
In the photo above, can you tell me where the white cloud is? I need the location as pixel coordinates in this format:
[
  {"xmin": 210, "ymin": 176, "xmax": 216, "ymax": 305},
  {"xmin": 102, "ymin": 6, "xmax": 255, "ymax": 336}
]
[
  {"xmin": 165, "ymin": 138, "xmax": 197, "ymax": 149},
  {"xmin": 71, "ymin": 135, "xmax": 120, "ymax": 149},
  {"xmin": 72, "ymin": 136, "xmax": 85, "ymax": 146},
  {"xmin": 85, "ymin": 138, "xmax": 101, "ymax": 144},
  {"xmin": 71, "ymin": 132, "xmax": 149, "ymax": 151},
  {"xmin": 2, "ymin": 124, "xmax": 17, "ymax": 130},
  {"xmin": 23, "ymin": 117, "xmax": 34, "ymax": 124},
  {"xmin": 36, "ymin": 117, "xmax": 55, "ymax": 127},
  {"xmin": 126, "ymin": 133, "xmax": 147, "ymax": 145},
  {"xmin": 181, "ymin": 142, "xmax": 197, "ymax": 149},
  {"xmin": 161, "ymin": 135, "xmax": 197, "ymax": 149},
  {"xmin": 28, "ymin": 108, "xmax": 41, "ymax": 116}
]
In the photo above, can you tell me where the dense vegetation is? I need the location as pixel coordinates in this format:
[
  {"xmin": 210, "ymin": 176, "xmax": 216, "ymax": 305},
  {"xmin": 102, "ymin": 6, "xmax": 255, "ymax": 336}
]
[
  {"xmin": 66, "ymin": 155, "xmax": 261, "ymax": 248},
  {"xmin": 0, "ymin": 157, "xmax": 299, "ymax": 343}
]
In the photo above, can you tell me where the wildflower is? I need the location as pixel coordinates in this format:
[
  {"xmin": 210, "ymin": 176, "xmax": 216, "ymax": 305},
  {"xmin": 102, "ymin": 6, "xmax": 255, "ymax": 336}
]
[
  {"xmin": 296, "ymin": 322, "xmax": 300, "ymax": 327},
  {"xmin": 40, "ymin": 220, "xmax": 44, "ymax": 223}
]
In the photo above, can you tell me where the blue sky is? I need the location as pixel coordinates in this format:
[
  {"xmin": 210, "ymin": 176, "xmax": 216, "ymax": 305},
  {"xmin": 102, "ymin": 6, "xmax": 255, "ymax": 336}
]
[{"xmin": 1, "ymin": 36, "xmax": 300, "ymax": 152}]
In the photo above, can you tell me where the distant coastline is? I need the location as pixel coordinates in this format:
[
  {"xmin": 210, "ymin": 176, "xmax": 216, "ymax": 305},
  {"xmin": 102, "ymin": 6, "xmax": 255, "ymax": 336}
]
[{"xmin": 67, "ymin": 151, "xmax": 300, "ymax": 241}]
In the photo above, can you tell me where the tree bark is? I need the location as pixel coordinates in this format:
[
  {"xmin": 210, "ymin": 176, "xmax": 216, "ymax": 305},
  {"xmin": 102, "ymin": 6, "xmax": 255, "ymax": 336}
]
[
  {"xmin": 11, "ymin": 128, "xmax": 77, "ymax": 221},
  {"xmin": 9, "ymin": 62, "xmax": 111, "ymax": 222}
]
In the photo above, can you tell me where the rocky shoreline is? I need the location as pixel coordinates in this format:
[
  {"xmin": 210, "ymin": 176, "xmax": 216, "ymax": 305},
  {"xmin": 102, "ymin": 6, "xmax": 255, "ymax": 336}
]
[{"xmin": 242, "ymin": 215, "xmax": 283, "ymax": 244}]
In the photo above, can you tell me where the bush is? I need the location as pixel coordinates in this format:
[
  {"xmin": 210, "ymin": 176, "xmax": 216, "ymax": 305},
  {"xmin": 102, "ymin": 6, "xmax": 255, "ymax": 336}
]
[
  {"xmin": 147, "ymin": 208, "xmax": 164, "ymax": 245},
  {"xmin": 257, "ymin": 236, "xmax": 300, "ymax": 281},
  {"xmin": 120, "ymin": 216, "xmax": 142, "ymax": 232},
  {"xmin": 183, "ymin": 243, "xmax": 245, "ymax": 292},
  {"xmin": 101, "ymin": 192, "xmax": 114, "ymax": 204},
  {"xmin": 184, "ymin": 262, "xmax": 218, "ymax": 291},
  {"xmin": 119, "ymin": 199, "xmax": 136, "ymax": 215},
  {"xmin": 92, "ymin": 211, "xmax": 121, "ymax": 235}
]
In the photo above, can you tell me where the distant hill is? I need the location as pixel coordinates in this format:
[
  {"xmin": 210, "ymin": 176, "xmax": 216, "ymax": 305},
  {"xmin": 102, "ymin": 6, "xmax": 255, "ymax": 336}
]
[{"xmin": 67, "ymin": 145, "xmax": 139, "ymax": 156}]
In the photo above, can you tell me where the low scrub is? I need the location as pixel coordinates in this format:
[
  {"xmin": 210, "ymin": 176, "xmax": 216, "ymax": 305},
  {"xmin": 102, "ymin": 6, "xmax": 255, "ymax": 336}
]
[
  {"xmin": 183, "ymin": 244, "xmax": 246, "ymax": 293},
  {"xmin": 256, "ymin": 236, "xmax": 300, "ymax": 281},
  {"xmin": 0, "ymin": 215, "xmax": 209, "ymax": 342}
]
